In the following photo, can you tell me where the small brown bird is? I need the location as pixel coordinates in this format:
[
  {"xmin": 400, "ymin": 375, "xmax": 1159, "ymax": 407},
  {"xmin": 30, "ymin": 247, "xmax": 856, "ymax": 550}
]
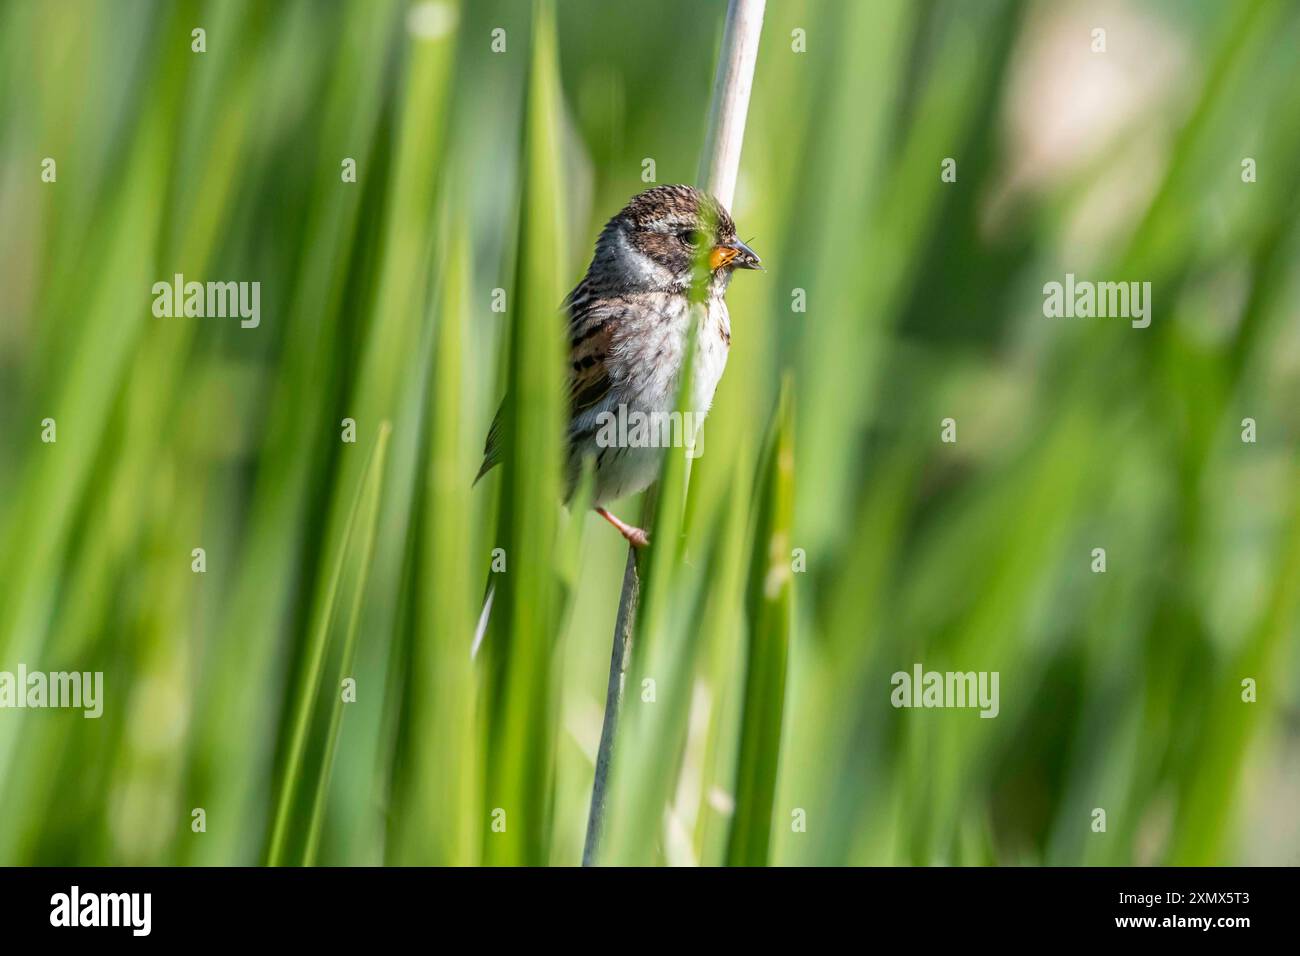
[{"xmin": 477, "ymin": 184, "xmax": 761, "ymax": 548}]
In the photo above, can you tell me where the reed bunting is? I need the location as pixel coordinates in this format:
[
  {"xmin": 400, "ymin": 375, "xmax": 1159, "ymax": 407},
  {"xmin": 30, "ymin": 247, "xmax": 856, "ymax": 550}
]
[{"xmin": 477, "ymin": 184, "xmax": 761, "ymax": 548}]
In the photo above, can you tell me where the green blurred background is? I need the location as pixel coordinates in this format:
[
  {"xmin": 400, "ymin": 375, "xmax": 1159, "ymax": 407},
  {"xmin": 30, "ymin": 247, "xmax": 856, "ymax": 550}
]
[{"xmin": 1, "ymin": 0, "xmax": 1297, "ymax": 866}]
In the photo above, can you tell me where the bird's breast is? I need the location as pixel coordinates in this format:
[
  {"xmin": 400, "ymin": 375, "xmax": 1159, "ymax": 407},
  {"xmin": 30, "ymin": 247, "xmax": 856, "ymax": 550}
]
[
  {"xmin": 690, "ymin": 296, "xmax": 731, "ymax": 415},
  {"xmin": 607, "ymin": 293, "xmax": 729, "ymax": 415}
]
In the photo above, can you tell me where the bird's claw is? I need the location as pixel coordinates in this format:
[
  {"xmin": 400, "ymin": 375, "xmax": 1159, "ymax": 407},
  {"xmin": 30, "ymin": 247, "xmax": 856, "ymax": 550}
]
[{"xmin": 596, "ymin": 507, "xmax": 651, "ymax": 549}]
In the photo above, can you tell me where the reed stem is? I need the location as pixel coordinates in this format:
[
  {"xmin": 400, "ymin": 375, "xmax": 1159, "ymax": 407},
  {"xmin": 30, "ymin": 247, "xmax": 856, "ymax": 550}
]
[{"xmin": 581, "ymin": 0, "xmax": 766, "ymax": 866}]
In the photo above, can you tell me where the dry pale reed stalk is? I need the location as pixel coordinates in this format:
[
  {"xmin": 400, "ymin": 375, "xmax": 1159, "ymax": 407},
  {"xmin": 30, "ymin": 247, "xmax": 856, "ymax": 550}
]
[{"xmin": 582, "ymin": 0, "xmax": 766, "ymax": 867}]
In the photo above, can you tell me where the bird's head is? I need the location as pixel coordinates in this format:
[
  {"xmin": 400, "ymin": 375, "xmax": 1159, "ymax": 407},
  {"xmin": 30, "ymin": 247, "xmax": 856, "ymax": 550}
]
[{"xmin": 589, "ymin": 184, "xmax": 761, "ymax": 294}]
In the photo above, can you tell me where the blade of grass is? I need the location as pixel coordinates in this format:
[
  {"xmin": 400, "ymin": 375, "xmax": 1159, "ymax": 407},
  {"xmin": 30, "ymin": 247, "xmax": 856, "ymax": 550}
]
[
  {"xmin": 726, "ymin": 380, "xmax": 794, "ymax": 866},
  {"xmin": 388, "ymin": 209, "xmax": 481, "ymax": 865},
  {"xmin": 183, "ymin": 0, "xmax": 399, "ymax": 866},
  {"xmin": 267, "ymin": 423, "xmax": 392, "ymax": 866},
  {"xmin": 480, "ymin": 0, "xmax": 568, "ymax": 867},
  {"xmin": 295, "ymin": 0, "xmax": 458, "ymax": 865}
]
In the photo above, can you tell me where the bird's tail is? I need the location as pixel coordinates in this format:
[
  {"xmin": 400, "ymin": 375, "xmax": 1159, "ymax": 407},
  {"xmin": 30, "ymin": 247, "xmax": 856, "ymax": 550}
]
[{"xmin": 471, "ymin": 580, "xmax": 495, "ymax": 660}]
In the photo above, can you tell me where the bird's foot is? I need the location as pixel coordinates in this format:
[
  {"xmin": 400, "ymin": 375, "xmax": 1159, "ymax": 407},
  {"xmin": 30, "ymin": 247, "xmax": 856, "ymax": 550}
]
[{"xmin": 596, "ymin": 507, "xmax": 650, "ymax": 549}]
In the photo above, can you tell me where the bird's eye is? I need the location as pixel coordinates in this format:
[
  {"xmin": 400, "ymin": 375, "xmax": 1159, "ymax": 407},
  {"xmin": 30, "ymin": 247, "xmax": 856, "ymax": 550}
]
[{"xmin": 678, "ymin": 229, "xmax": 706, "ymax": 249}]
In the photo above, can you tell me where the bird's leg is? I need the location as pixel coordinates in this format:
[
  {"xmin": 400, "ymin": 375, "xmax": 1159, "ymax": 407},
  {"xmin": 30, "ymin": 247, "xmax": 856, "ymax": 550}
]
[{"xmin": 596, "ymin": 507, "xmax": 650, "ymax": 549}]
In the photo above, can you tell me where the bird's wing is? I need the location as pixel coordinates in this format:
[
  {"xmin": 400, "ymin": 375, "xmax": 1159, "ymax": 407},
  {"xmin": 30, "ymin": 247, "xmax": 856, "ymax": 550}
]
[
  {"xmin": 474, "ymin": 401, "xmax": 505, "ymax": 483},
  {"xmin": 475, "ymin": 282, "xmax": 615, "ymax": 483},
  {"xmin": 567, "ymin": 307, "xmax": 615, "ymax": 417}
]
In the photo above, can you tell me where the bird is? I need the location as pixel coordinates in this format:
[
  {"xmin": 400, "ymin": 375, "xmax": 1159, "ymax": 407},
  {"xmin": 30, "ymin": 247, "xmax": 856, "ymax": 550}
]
[{"xmin": 476, "ymin": 183, "xmax": 761, "ymax": 550}]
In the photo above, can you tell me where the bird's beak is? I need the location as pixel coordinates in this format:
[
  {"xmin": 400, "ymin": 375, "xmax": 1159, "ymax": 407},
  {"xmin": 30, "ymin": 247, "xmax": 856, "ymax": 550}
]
[{"xmin": 709, "ymin": 239, "xmax": 763, "ymax": 271}]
